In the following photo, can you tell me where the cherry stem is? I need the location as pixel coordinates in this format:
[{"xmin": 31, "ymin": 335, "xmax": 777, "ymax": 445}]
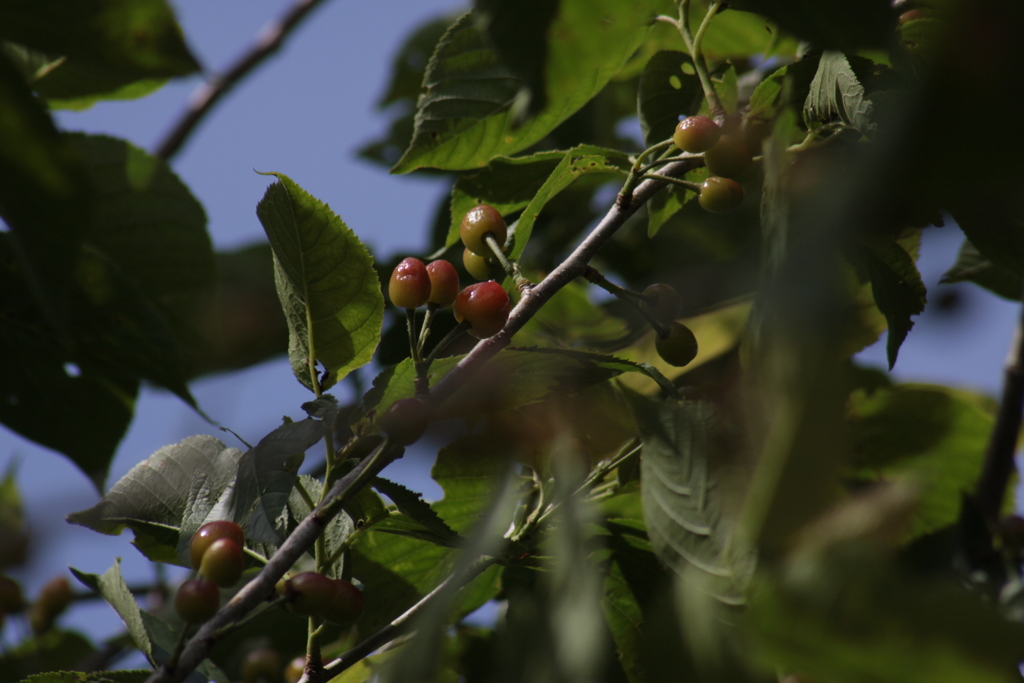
[
  {"xmin": 484, "ymin": 234, "xmax": 530, "ymax": 293},
  {"xmin": 416, "ymin": 303, "xmax": 438, "ymax": 357},
  {"xmin": 641, "ymin": 174, "xmax": 702, "ymax": 193},
  {"xmin": 415, "ymin": 321, "xmax": 471, "ymax": 396},
  {"xmin": 584, "ymin": 266, "xmax": 669, "ymax": 337},
  {"xmin": 636, "ymin": 152, "xmax": 701, "ymax": 176},
  {"xmin": 678, "ymin": 0, "xmax": 726, "ymax": 122},
  {"xmin": 405, "ymin": 309, "xmax": 421, "ymax": 363}
]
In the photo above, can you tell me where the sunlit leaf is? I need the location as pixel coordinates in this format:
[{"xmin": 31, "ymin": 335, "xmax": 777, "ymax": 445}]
[{"xmin": 257, "ymin": 173, "xmax": 384, "ymax": 392}]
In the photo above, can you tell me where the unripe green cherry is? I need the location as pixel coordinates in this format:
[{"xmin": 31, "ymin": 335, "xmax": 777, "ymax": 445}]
[
  {"xmin": 673, "ymin": 115, "xmax": 721, "ymax": 153},
  {"xmin": 380, "ymin": 397, "xmax": 430, "ymax": 445},
  {"xmin": 242, "ymin": 647, "xmax": 282, "ymax": 683},
  {"xmin": 703, "ymin": 134, "xmax": 753, "ymax": 178},
  {"xmin": 189, "ymin": 520, "xmax": 245, "ymax": 570},
  {"xmin": 324, "ymin": 578, "xmax": 365, "ymax": 626},
  {"xmin": 426, "ymin": 260, "xmax": 460, "ymax": 307},
  {"xmin": 460, "ymin": 205, "xmax": 508, "ymax": 257},
  {"xmin": 642, "ymin": 284, "xmax": 681, "ymax": 326},
  {"xmin": 279, "ymin": 572, "xmax": 335, "ymax": 617},
  {"xmin": 699, "ymin": 176, "xmax": 744, "ymax": 213},
  {"xmin": 199, "ymin": 537, "xmax": 245, "ymax": 587},
  {"xmin": 389, "ymin": 257, "xmax": 431, "ymax": 309},
  {"xmin": 30, "ymin": 576, "xmax": 73, "ymax": 634},
  {"xmin": 175, "ymin": 577, "xmax": 220, "ymax": 624},
  {"xmin": 0, "ymin": 576, "xmax": 26, "ymax": 614},
  {"xmin": 463, "ymin": 248, "xmax": 495, "ymax": 281},
  {"xmin": 655, "ymin": 322, "xmax": 699, "ymax": 367}
]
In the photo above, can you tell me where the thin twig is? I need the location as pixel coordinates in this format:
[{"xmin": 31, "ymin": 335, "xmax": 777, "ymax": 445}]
[
  {"xmin": 144, "ymin": 441, "xmax": 401, "ymax": 683},
  {"xmin": 973, "ymin": 278, "xmax": 1024, "ymax": 522},
  {"xmin": 154, "ymin": 0, "xmax": 331, "ymax": 160},
  {"xmin": 429, "ymin": 158, "xmax": 702, "ymax": 406}
]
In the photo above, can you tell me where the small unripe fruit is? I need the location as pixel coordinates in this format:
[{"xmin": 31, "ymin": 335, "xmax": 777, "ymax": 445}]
[
  {"xmin": 460, "ymin": 205, "xmax": 508, "ymax": 257},
  {"xmin": 389, "ymin": 257, "xmax": 432, "ymax": 309},
  {"xmin": 30, "ymin": 576, "xmax": 73, "ymax": 634},
  {"xmin": 463, "ymin": 248, "xmax": 495, "ymax": 281},
  {"xmin": 280, "ymin": 572, "xmax": 335, "ymax": 617},
  {"xmin": 175, "ymin": 577, "xmax": 220, "ymax": 624},
  {"xmin": 673, "ymin": 115, "xmax": 721, "ymax": 153},
  {"xmin": 655, "ymin": 323, "xmax": 699, "ymax": 367},
  {"xmin": 426, "ymin": 260, "xmax": 460, "ymax": 307},
  {"xmin": 284, "ymin": 657, "xmax": 306, "ymax": 683},
  {"xmin": 454, "ymin": 281, "xmax": 511, "ymax": 339},
  {"xmin": 703, "ymin": 134, "xmax": 753, "ymax": 178},
  {"xmin": 189, "ymin": 520, "xmax": 245, "ymax": 570},
  {"xmin": 242, "ymin": 647, "xmax": 282, "ymax": 683},
  {"xmin": 323, "ymin": 578, "xmax": 365, "ymax": 626},
  {"xmin": 379, "ymin": 397, "xmax": 431, "ymax": 446},
  {"xmin": 642, "ymin": 284, "xmax": 681, "ymax": 326},
  {"xmin": 0, "ymin": 576, "xmax": 26, "ymax": 614},
  {"xmin": 199, "ymin": 538, "xmax": 245, "ymax": 587},
  {"xmin": 699, "ymin": 176, "xmax": 744, "ymax": 213}
]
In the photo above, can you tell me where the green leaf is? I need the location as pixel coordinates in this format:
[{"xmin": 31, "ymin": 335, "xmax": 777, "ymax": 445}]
[
  {"xmin": 941, "ymin": 239, "xmax": 1021, "ymax": 301},
  {"xmin": 0, "ymin": 0, "xmax": 200, "ymax": 79},
  {"xmin": 860, "ymin": 235, "xmax": 927, "ymax": 370},
  {"xmin": 0, "ymin": 49, "xmax": 90, "ymax": 328},
  {"xmin": 0, "ymin": 463, "xmax": 26, "ymax": 569},
  {"xmin": 138, "ymin": 610, "xmax": 228, "ymax": 683},
  {"xmin": 445, "ymin": 144, "xmax": 629, "ymax": 251},
  {"xmin": 746, "ymin": 55, "xmax": 820, "ymax": 126},
  {"xmin": 474, "ymin": 0, "xmax": 560, "ymax": 118},
  {"xmin": 69, "ymin": 561, "xmax": 152, "ymax": 664},
  {"xmin": 637, "ymin": 50, "xmax": 704, "ymax": 146},
  {"xmin": 694, "ymin": 8, "xmax": 799, "ymax": 60},
  {"xmin": 372, "ymin": 477, "xmax": 461, "ymax": 547},
  {"xmin": 626, "ymin": 393, "xmax": 746, "ymax": 605},
  {"xmin": 283, "ymin": 475, "xmax": 356, "ymax": 579},
  {"xmin": 727, "ymin": 0, "xmax": 893, "ymax": 50},
  {"xmin": 947, "ymin": 205, "xmax": 1024, "ymax": 284},
  {"xmin": 803, "ymin": 50, "xmax": 875, "ymax": 136},
  {"xmin": 256, "ymin": 173, "xmax": 384, "ymax": 392},
  {"xmin": 0, "ymin": 630, "xmax": 94, "ymax": 683},
  {"xmin": 393, "ymin": 1, "xmax": 660, "ymax": 173},
  {"xmin": 645, "ymin": 166, "xmax": 708, "ymax": 238},
  {"xmin": 351, "ymin": 434, "xmax": 510, "ymax": 636},
  {"xmin": 746, "ymin": 553, "xmax": 1024, "ymax": 683},
  {"xmin": 359, "ymin": 347, "xmax": 675, "ymax": 433},
  {"xmin": 18, "ymin": 671, "xmax": 153, "ymax": 683},
  {"xmin": 228, "ymin": 418, "xmax": 325, "ymax": 544},
  {"xmin": 848, "ymin": 383, "xmax": 998, "ymax": 538},
  {"xmin": 67, "ymin": 435, "xmax": 243, "ymax": 564}
]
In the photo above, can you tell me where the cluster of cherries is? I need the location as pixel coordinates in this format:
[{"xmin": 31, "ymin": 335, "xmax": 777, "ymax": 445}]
[
  {"xmin": 174, "ymin": 520, "xmax": 364, "ymax": 627},
  {"xmin": 673, "ymin": 114, "xmax": 754, "ymax": 213}
]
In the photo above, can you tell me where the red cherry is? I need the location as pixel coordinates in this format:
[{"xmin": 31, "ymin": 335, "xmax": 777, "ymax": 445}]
[
  {"xmin": 426, "ymin": 260, "xmax": 460, "ymax": 307},
  {"xmin": 703, "ymin": 134, "xmax": 753, "ymax": 178},
  {"xmin": 460, "ymin": 205, "xmax": 508, "ymax": 257},
  {"xmin": 279, "ymin": 572, "xmax": 336, "ymax": 617},
  {"xmin": 242, "ymin": 647, "xmax": 282, "ymax": 683},
  {"xmin": 189, "ymin": 520, "xmax": 245, "ymax": 570},
  {"xmin": 673, "ymin": 115, "xmax": 721, "ymax": 153},
  {"xmin": 454, "ymin": 281, "xmax": 511, "ymax": 339},
  {"xmin": 389, "ymin": 257, "xmax": 432, "ymax": 309},
  {"xmin": 379, "ymin": 397, "xmax": 430, "ymax": 445},
  {"xmin": 175, "ymin": 577, "xmax": 220, "ymax": 623},
  {"xmin": 323, "ymin": 578, "xmax": 365, "ymax": 626}
]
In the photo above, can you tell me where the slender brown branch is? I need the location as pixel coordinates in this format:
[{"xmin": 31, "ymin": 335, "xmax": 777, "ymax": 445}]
[
  {"xmin": 155, "ymin": 0, "xmax": 331, "ymax": 160},
  {"xmin": 144, "ymin": 441, "xmax": 401, "ymax": 683},
  {"xmin": 429, "ymin": 158, "xmax": 702, "ymax": 406},
  {"xmin": 973, "ymin": 277, "xmax": 1024, "ymax": 522}
]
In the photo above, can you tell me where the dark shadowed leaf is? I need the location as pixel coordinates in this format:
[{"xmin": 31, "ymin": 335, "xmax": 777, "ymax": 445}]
[
  {"xmin": 726, "ymin": 0, "xmax": 893, "ymax": 50},
  {"xmin": 18, "ymin": 671, "xmax": 154, "ymax": 683},
  {"xmin": 860, "ymin": 235, "xmax": 927, "ymax": 370},
  {"xmin": 228, "ymin": 418, "xmax": 325, "ymax": 544},
  {"xmin": 0, "ymin": 464, "xmax": 27, "ymax": 568},
  {"xmin": 0, "ymin": 0, "xmax": 200, "ymax": 79},
  {"xmin": 394, "ymin": 1, "xmax": 661, "ymax": 173},
  {"xmin": 70, "ymin": 561, "xmax": 152, "ymax": 664},
  {"xmin": 627, "ymin": 392, "xmax": 747, "ymax": 605},
  {"xmin": 848, "ymin": 383, "xmax": 998, "ymax": 538},
  {"xmin": 803, "ymin": 51, "xmax": 876, "ymax": 136},
  {"xmin": 941, "ymin": 239, "xmax": 1022, "ymax": 301},
  {"xmin": 372, "ymin": 477, "xmax": 460, "ymax": 547},
  {"xmin": 67, "ymin": 435, "xmax": 243, "ymax": 564},
  {"xmin": 0, "ymin": 630, "xmax": 95, "ymax": 683},
  {"xmin": 637, "ymin": 50, "xmax": 704, "ymax": 146},
  {"xmin": 256, "ymin": 174, "xmax": 383, "ymax": 392}
]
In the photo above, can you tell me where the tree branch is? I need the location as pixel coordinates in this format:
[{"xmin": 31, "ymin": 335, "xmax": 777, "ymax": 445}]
[
  {"xmin": 154, "ymin": 0, "xmax": 331, "ymax": 160},
  {"xmin": 973, "ymin": 278, "xmax": 1024, "ymax": 522},
  {"xmin": 429, "ymin": 158, "xmax": 702, "ymax": 405},
  {"xmin": 143, "ymin": 441, "xmax": 402, "ymax": 683}
]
